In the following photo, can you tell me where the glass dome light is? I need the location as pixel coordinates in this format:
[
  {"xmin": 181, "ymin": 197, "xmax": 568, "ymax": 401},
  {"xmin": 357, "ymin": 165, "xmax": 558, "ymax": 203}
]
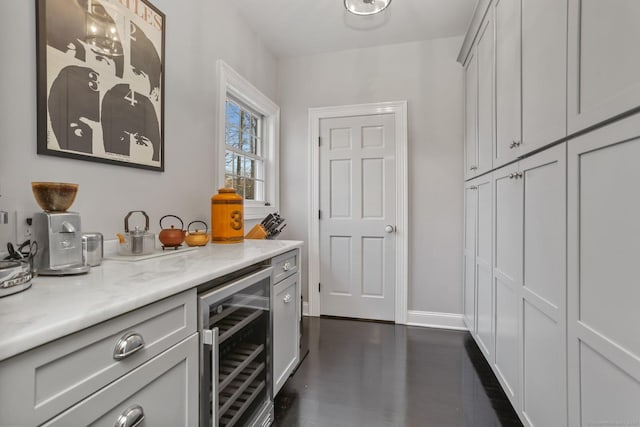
[{"xmin": 344, "ymin": 0, "xmax": 392, "ymax": 16}]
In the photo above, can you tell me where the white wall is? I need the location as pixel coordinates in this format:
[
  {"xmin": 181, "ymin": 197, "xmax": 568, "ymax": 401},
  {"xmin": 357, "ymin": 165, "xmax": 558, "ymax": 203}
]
[
  {"xmin": 0, "ymin": 0, "xmax": 276, "ymax": 248},
  {"xmin": 277, "ymin": 37, "xmax": 465, "ymax": 314}
]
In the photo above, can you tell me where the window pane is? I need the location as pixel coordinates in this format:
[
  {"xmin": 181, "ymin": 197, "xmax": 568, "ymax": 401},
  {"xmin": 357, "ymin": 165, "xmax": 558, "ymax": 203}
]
[
  {"xmin": 254, "ymin": 180, "xmax": 264, "ymax": 202},
  {"xmin": 241, "ymin": 110, "xmax": 252, "ymax": 136},
  {"xmin": 235, "ymin": 176, "xmax": 246, "ymax": 199},
  {"xmin": 244, "ymin": 157, "xmax": 255, "ymax": 179},
  {"xmin": 224, "ymin": 174, "xmax": 234, "ymax": 189},
  {"xmin": 244, "ymin": 178, "xmax": 255, "ymax": 201},
  {"xmin": 252, "ymin": 136, "xmax": 261, "ymax": 156},
  {"xmin": 225, "ymin": 125, "xmax": 240, "ymax": 150},
  {"xmin": 226, "ymin": 101, "xmax": 240, "ymax": 130},
  {"xmin": 251, "ymin": 116, "xmax": 258, "ymax": 137},
  {"xmin": 233, "ymin": 154, "xmax": 243, "ymax": 176},
  {"xmin": 225, "ymin": 151, "xmax": 234, "ymax": 174}
]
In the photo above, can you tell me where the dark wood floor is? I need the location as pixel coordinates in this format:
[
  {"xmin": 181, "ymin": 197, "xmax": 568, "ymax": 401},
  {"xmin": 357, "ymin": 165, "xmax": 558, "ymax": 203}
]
[{"xmin": 274, "ymin": 317, "xmax": 523, "ymax": 427}]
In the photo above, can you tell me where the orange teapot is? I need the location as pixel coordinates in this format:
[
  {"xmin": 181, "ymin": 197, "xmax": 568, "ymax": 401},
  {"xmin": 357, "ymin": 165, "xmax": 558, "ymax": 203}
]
[
  {"xmin": 185, "ymin": 221, "xmax": 210, "ymax": 247},
  {"xmin": 158, "ymin": 215, "xmax": 186, "ymax": 248}
]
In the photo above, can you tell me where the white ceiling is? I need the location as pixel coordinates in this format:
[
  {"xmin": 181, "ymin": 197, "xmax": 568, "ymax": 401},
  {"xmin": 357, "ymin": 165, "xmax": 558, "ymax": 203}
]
[{"xmin": 230, "ymin": 0, "xmax": 479, "ymax": 58}]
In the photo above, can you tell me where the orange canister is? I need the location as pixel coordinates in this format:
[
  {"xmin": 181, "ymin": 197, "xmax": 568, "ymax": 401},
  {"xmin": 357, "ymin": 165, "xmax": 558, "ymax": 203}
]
[{"xmin": 211, "ymin": 188, "xmax": 244, "ymax": 243}]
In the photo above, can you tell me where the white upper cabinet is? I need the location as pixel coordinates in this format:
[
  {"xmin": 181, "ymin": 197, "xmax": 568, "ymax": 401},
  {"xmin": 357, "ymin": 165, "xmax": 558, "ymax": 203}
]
[
  {"xmin": 465, "ymin": 50, "xmax": 479, "ymax": 179},
  {"xmin": 494, "ymin": 0, "xmax": 522, "ymax": 167},
  {"xmin": 568, "ymin": 0, "xmax": 640, "ymax": 133},
  {"xmin": 477, "ymin": 15, "xmax": 494, "ymax": 175},
  {"xmin": 522, "ymin": 0, "xmax": 568, "ymax": 153}
]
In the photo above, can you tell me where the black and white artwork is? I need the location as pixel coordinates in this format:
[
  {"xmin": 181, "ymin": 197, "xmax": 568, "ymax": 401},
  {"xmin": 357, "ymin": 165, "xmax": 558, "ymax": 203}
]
[{"xmin": 37, "ymin": 0, "xmax": 165, "ymax": 171}]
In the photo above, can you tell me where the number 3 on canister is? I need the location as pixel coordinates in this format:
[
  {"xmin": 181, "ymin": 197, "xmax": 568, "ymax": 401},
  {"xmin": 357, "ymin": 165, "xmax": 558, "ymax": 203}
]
[{"xmin": 230, "ymin": 210, "xmax": 243, "ymax": 231}]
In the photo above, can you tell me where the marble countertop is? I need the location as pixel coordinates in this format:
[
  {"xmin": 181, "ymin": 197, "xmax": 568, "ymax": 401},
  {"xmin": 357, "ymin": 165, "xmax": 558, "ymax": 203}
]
[{"xmin": 0, "ymin": 239, "xmax": 303, "ymax": 361}]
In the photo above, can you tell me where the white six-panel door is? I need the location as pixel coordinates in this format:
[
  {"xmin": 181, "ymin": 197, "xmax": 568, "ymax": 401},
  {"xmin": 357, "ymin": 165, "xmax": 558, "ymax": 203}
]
[{"xmin": 319, "ymin": 114, "xmax": 396, "ymax": 321}]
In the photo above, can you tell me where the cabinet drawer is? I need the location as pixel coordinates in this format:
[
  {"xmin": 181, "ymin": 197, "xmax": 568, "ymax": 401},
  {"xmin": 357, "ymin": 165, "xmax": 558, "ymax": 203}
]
[
  {"xmin": 0, "ymin": 289, "xmax": 196, "ymax": 427},
  {"xmin": 272, "ymin": 249, "xmax": 298, "ymax": 283},
  {"xmin": 43, "ymin": 333, "xmax": 199, "ymax": 427}
]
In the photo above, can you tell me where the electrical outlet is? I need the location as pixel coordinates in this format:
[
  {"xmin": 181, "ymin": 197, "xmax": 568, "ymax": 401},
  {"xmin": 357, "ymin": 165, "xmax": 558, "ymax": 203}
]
[{"xmin": 15, "ymin": 211, "xmax": 33, "ymax": 242}]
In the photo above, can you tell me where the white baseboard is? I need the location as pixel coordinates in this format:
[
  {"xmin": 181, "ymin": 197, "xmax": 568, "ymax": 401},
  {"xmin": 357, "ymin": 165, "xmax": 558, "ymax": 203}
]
[
  {"xmin": 302, "ymin": 301, "xmax": 310, "ymax": 316},
  {"xmin": 406, "ymin": 310, "xmax": 467, "ymax": 331}
]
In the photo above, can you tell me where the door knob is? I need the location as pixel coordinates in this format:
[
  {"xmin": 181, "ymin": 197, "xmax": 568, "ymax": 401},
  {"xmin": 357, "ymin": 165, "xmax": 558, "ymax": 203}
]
[{"xmin": 385, "ymin": 225, "xmax": 395, "ymax": 233}]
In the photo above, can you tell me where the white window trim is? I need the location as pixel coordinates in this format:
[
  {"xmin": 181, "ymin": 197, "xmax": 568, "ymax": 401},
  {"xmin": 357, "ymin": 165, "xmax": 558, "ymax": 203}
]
[{"xmin": 216, "ymin": 60, "xmax": 280, "ymax": 220}]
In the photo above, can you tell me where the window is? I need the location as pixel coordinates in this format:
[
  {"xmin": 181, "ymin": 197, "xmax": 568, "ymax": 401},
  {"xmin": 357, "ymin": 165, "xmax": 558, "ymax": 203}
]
[
  {"xmin": 217, "ymin": 61, "xmax": 279, "ymax": 219},
  {"xmin": 224, "ymin": 98, "xmax": 265, "ymax": 202}
]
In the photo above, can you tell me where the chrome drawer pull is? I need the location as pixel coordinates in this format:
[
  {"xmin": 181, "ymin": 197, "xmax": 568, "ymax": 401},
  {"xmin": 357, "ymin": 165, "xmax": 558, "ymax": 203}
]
[
  {"xmin": 283, "ymin": 294, "xmax": 292, "ymax": 304},
  {"xmin": 114, "ymin": 404, "xmax": 145, "ymax": 427},
  {"xmin": 113, "ymin": 332, "xmax": 145, "ymax": 361},
  {"xmin": 282, "ymin": 261, "xmax": 293, "ymax": 271}
]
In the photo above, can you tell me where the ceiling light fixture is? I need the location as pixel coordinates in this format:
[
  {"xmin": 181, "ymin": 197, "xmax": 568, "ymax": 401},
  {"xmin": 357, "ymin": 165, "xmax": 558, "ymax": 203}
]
[{"xmin": 344, "ymin": 0, "xmax": 392, "ymax": 16}]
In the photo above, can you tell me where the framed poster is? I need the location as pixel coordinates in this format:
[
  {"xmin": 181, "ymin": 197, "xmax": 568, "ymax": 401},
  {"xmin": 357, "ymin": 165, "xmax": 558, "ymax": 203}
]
[{"xmin": 36, "ymin": 0, "xmax": 165, "ymax": 171}]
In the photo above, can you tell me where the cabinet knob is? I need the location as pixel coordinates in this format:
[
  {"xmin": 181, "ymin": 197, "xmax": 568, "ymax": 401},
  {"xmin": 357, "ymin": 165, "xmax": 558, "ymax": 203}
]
[
  {"xmin": 509, "ymin": 141, "xmax": 520, "ymax": 149},
  {"xmin": 283, "ymin": 294, "xmax": 292, "ymax": 304},
  {"xmin": 516, "ymin": 172, "xmax": 523, "ymax": 179},
  {"xmin": 282, "ymin": 262, "xmax": 292, "ymax": 271},
  {"xmin": 113, "ymin": 332, "xmax": 145, "ymax": 361},
  {"xmin": 469, "ymin": 186, "xmax": 478, "ymax": 190},
  {"xmin": 470, "ymin": 165, "xmax": 478, "ymax": 171},
  {"xmin": 114, "ymin": 404, "xmax": 145, "ymax": 427},
  {"xmin": 509, "ymin": 173, "xmax": 515, "ymax": 179}
]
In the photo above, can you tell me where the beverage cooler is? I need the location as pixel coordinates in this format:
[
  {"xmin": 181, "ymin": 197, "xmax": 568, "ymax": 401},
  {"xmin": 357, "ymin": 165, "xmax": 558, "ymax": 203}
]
[{"xmin": 199, "ymin": 266, "xmax": 273, "ymax": 427}]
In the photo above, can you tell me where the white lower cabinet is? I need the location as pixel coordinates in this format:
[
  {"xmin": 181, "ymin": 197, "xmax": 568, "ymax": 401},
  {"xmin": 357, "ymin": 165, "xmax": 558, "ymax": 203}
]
[
  {"xmin": 0, "ymin": 290, "xmax": 197, "ymax": 427},
  {"xmin": 463, "ymin": 182, "xmax": 478, "ymax": 333},
  {"xmin": 567, "ymin": 115, "xmax": 640, "ymax": 427},
  {"xmin": 468, "ymin": 144, "xmax": 568, "ymax": 426},
  {"xmin": 272, "ymin": 249, "xmax": 301, "ymax": 396},
  {"xmin": 474, "ymin": 174, "xmax": 493, "ymax": 360},
  {"xmin": 493, "ymin": 162, "xmax": 522, "ymax": 408},
  {"xmin": 43, "ymin": 333, "xmax": 199, "ymax": 426},
  {"xmin": 519, "ymin": 145, "xmax": 567, "ymax": 427}
]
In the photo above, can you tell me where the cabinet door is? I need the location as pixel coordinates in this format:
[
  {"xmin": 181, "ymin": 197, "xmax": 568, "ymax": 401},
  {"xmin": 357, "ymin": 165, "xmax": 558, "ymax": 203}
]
[
  {"xmin": 43, "ymin": 334, "xmax": 199, "ymax": 427},
  {"xmin": 522, "ymin": 0, "xmax": 567, "ymax": 153},
  {"xmin": 568, "ymin": 0, "xmax": 640, "ymax": 134},
  {"xmin": 520, "ymin": 144, "xmax": 567, "ymax": 427},
  {"xmin": 567, "ymin": 115, "xmax": 640, "ymax": 427},
  {"xmin": 494, "ymin": 0, "xmax": 522, "ymax": 167},
  {"xmin": 273, "ymin": 273, "xmax": 300, "ymax": 396},
  {"xmin": 465, "ymin": 50, "xmax": 478, "ymax": 179},
  {"xmin": 493, "ymin": 163, "xmax": 522, "ymax": 408},
  {"xmin": 475, "ymin": 173, "xmax": 493, "ymax": 360},
  {"xmin": 477, "ymin": 15, "xmax": 494, "ymax": 175},
  {"xmin": 463, "ymin": 182, "xmax": 478, "ymax": 333}
]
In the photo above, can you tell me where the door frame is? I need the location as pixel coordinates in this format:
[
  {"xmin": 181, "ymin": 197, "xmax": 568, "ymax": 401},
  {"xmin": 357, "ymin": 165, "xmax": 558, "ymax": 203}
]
[{"xmin": 307, "ymin": 101, "xmax": 409, "ymax": 323}]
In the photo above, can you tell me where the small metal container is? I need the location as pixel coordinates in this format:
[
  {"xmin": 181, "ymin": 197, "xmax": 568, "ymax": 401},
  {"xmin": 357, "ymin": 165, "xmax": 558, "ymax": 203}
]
[
  {"xmin": 82, "ymin": 232, "xmax": 103, "ymax": 267},
  {"xmin": 0, "ymin": 260, "xmax": 32, "ymax": 298}
]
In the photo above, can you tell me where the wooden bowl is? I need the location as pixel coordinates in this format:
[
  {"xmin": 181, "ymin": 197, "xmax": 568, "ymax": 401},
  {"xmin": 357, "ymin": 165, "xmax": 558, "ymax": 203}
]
[{"xmin": 31, "ymin": 182, "xmax": 78, "ymax": 212}]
